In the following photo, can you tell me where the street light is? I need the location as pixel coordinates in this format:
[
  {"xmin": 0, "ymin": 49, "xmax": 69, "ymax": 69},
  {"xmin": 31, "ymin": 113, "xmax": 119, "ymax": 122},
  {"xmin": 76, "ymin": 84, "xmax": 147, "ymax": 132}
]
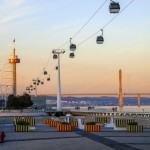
[{"xmin": 52, "ymin": 49, "xmax": 65, "ymax": 111}]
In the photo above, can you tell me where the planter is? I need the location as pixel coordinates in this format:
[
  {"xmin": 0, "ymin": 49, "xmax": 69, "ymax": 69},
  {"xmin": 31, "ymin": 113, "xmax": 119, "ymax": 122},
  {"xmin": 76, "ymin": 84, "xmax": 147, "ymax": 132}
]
[
  {"xmin": 49, "ymin": 121, "xmax": 61, "ymax": 127},
  {"xmin": 127, "ymin": 125, "xmax": 143, "ymax": 132},
  {"xmin": 15, "ymin": 125, "xmax": 30, "ymax": 132},
  {"xmin": 95, "ymin": 117, "xmax": 111, "ymax": 124},
  {"xmin": 43, "ymin": 119, "xmax": 49, "ymax": 124},
  {"xmin": 14, "ymin": 118, "xmax": 35, "ymax": 127},
  {"xmin": 114, "ymin": 119, "xmax": 135, "ymax": 127},
  {"xmin": 72, "ymin": 121, "xmax": 78, "ymax": 127},
  {"xmin": 57, "ymin": 124, "xmax": 73, "ymax": 132},
  {"xmin": 84, "ymin": 125, "xmax": 100, "ymax": 132},
  {"xmin": 14, "ymin": 117, "xmax": 31, "ymax": 124}
]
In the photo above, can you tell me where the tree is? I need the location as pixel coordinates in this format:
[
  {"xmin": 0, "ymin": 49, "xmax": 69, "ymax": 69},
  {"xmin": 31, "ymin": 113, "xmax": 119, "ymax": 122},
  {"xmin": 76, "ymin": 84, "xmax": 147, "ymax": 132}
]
[{"xmin": 7, "ymin": 94, "xmax": 33, "ymax": 109}]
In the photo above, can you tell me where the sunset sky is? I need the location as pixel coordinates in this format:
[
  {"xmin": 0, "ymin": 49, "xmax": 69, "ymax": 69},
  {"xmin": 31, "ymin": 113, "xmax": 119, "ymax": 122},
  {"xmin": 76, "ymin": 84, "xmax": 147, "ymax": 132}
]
[{"xmin": 0, "ymin": 0, "xmax": 150, "ymax": 95}]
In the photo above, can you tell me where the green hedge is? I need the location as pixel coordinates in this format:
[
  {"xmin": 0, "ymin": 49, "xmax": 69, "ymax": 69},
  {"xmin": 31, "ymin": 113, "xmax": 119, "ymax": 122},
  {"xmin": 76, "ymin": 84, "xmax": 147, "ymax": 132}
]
[
  {"xmin": 127, "ymin": 122, "xmax": 138, "ymax": 125},
  {"xmin": 86, "ymin": 122, "xmax": 96, "ymax": 125},
  {"xmin": 61, "ymin": 122, "xmax": 71, "ymax": 125},
  {"xmin": 16, "ymin": 120, "xmax": 30, "ymax": 125}
]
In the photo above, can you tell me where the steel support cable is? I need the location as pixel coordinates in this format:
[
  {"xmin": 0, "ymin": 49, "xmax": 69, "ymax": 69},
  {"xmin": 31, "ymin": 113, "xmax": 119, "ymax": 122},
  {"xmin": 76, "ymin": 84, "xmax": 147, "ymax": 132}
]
[
  {"xmin": 26, "ymin": 0, "xmax": 135, "ymax": 92},
  {"xmin": 39, "ymin": 0, "xmax": 135, "ymax": 88},
  {"xmin": 57, "ymin": 0, "xmax": 108, "ymax": 49},
  {"xmin": 77, "ymin": 0, "xmax": 135, "ymax": 47},
  {"xmin": 72, "ymin": 0, "xmax": 108, "ymax": 39},
  {"xmin": 33, "ymin": 0, "xmax": 108, "ymax": 80},
  {"xmin": 37, "ymin": 53, "xmax": 52, "ymax": 78}
]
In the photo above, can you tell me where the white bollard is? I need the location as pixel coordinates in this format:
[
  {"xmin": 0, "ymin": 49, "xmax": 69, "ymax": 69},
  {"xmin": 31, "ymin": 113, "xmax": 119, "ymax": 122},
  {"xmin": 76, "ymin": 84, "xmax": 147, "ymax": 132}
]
[{"xmin": 78, "ymin": 118, "xmax": 84, "ymax": 129}]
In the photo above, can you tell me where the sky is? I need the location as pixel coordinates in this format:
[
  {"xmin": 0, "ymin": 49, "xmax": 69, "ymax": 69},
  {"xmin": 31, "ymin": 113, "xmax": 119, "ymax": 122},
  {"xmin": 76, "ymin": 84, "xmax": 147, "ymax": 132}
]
[{"xmin": 0, "ymin": 0, "xmax": 150, "ymax": 96}]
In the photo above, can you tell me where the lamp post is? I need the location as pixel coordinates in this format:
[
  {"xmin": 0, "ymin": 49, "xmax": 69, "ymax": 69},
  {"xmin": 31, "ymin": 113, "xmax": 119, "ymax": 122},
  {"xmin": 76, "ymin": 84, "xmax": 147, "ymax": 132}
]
[{"xmin": 52, "ymin": 49, "xmax": 65, "ymax": 111}]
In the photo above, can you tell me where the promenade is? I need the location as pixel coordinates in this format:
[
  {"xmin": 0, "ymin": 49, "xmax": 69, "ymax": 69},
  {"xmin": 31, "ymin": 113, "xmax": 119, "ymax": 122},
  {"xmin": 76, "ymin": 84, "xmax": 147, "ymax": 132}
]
[{"xmin": 0, "ymin": 117, "xmax": 150, "ymax": 150}]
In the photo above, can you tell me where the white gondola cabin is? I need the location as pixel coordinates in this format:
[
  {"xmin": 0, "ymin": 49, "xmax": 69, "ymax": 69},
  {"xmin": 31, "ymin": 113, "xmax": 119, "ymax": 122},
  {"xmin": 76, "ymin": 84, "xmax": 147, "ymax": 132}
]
[
  {"xmin": 47, "ymin": 77, "xmax": 50, "ymax": 81},
  {"xmin": 69, "ymin": 52, "xmax": 75, "ymax": 58},
  {"xmin": 109, "ymin": 1, "xmax": 120, "ymax": 13},
  {"xmin": 96, "ymin": 36, "xmax": 104, "ymax": 44},
  {"xmin": 70, "ymin": 44, "xmax": 76, "ymax": 51},
  {"xmin": 96, "ymin": 29, "xmax": 104, "ymax": 44},
  {"xmin": 53, "ymin": 54, "xmax": 57, "ymax": 59},
  {"xmin": 70, "ymin": 38, "xmax": 76, "ymax": 51},
  {"xmin": 43, "ymin": 69, "xmax": 47, "ymax": 75}
]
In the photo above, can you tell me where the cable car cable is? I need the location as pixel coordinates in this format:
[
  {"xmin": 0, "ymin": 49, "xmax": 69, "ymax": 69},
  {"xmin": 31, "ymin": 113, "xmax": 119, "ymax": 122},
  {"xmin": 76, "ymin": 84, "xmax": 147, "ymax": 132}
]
[
  {"xmin": 25, "ymin": 0, "xmax": 135, "ymax": 92},
  {"xmin": 31, "ymin": 0, "xmax": 108, "ymax": 81},
  {"xmin": 72, "ymin": 0, "xmax": 108, "ymax": 39},
  {"xmin": 57, "ymin": 0, "xmax": 108, "ymax": 49},
  {"xmin": 38, "ymin": 0, "xmax": 135, "ymax": 83},
  {"xmin": 77, "ymin": 0, "xmax": 135, "ymax": 47}
]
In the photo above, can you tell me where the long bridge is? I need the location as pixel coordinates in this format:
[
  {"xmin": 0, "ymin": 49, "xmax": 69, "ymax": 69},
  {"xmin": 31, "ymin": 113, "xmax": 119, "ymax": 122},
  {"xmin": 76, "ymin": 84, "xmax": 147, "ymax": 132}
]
[{"xmin": 32, "ymin": 93, "xmax": 150, "ymax": 107}]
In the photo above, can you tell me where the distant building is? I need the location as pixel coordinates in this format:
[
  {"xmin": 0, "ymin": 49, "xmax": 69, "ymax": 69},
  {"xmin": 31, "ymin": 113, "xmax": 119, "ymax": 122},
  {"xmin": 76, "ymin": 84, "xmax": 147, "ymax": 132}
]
[{"xmin": 0, "ymin": 99, "xmax": 5, "ymax": 109}]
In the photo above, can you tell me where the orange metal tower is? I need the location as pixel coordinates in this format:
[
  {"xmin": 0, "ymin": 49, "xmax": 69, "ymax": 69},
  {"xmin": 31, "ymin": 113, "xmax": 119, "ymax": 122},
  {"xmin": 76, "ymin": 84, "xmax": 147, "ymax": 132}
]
[{"xmin": 8, "ymin": 39, "xmax": 20, "ymax": 96}]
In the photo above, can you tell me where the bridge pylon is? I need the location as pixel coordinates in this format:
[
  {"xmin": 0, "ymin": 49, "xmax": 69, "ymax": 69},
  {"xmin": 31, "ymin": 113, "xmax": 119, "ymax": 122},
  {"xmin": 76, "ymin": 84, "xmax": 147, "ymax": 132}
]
[{"xmin": 119, "ymin": 69, "xmax": 123, "ymax": 107}]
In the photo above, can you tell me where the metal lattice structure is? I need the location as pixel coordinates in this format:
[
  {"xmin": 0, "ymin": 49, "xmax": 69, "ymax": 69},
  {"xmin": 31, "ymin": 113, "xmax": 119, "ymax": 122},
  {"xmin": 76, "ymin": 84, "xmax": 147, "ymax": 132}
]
[{"xmin": 0, "ymin": 63, "xmax": 13, "ymax": 99}]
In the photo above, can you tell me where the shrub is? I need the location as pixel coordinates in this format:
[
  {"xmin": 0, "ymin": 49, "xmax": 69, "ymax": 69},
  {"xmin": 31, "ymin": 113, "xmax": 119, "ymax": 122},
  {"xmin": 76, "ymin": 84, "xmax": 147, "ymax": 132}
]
[
  {"xmin": 61, "ymin": 122, "xmax": 71, "ymax": 125},
  {"xmin": 86, "ymin": 122, "xmax": 96, "ymax": 125},
  {"xmin": 16, "ymin": 120, "xmax": 30, "ymax": 125},
  {"xmin": 127, "ymin": 122, "xmax": 138, "ymax": 125}
]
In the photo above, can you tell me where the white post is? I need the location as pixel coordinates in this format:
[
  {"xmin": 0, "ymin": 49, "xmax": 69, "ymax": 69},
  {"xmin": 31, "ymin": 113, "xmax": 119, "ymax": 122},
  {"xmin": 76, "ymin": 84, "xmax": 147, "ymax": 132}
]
[
  {"xmin": 57, "ymin": 54, "xmax": 61, "ymax": 111},
  {"xmin": 52, "ymin": 49, "xmax": 64, "ymax": 112}
]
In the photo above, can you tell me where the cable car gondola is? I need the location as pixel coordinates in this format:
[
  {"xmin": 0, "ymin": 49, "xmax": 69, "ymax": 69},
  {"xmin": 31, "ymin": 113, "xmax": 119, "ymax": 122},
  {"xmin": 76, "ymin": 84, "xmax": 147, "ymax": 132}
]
[
  {"xmin": 56, "ymin": 66, "xmax": 58, "ymax": 70},
  {"xmin": 47, "ymin": 75, "xmax": 50, "ymax": 81},
  {"xmin": 109, "ymin": 1, "xmax": 120, "ymax": 13},
  {"xmin": 43, "ymin": 68, "xmax": 47, "ymax": 75},
  {"xmin": 96, "ymin": 29, "xmax": 104, "ymax": 44},
  {"xmin": 41, "ymin": 81, "xmax": 44, "ymax": 84},
  {"xmin": 69, "ymin": 52, "xmax": 75, "ymax": 58},
  {"xmin": 53, "ymin": 54, "xmax": 57, "ymax": 59},
  {"xmin": 70, "ymin": 38, "xmax": 76, "ymax": 51},
  {"xmin": 33, "ymin": 81, "xmax": 36, "ymax": 85}
]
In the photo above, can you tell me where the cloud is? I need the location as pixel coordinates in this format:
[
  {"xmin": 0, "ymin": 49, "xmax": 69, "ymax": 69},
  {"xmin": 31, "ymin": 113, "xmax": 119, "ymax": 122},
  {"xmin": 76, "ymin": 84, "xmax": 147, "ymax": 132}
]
[
  {"xmin": 4, "ymin": 0, "xmax": 26, "ymax": 7},
  {"xmin": 0, "ymin": 13, "xmax": 25, "ymax": 25}
]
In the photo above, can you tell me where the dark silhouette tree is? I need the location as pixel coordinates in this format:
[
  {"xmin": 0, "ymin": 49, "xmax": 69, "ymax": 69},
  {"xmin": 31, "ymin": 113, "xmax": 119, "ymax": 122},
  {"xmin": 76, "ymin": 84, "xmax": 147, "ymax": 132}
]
[{"xmin": 7, "ymin": 94, "xmax": 33, "ymax": 109}]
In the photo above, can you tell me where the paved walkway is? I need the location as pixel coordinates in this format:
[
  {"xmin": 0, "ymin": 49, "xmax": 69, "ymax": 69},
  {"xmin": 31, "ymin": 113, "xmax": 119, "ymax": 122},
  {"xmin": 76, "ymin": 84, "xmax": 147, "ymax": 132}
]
[{"xmin": 0, "ymin": 123, "xmax": 150, "ymax": 150}]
